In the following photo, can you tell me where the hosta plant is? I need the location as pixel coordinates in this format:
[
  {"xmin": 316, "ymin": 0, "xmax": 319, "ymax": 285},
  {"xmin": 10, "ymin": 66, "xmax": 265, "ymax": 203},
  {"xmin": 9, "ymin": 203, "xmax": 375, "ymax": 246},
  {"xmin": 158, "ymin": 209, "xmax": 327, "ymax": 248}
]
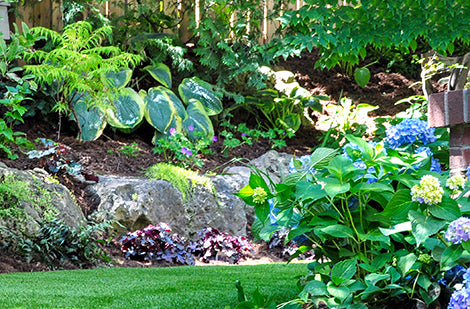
[{"xmin": 237, "ymin": 118, "xmax": 469, "ymax": 308}]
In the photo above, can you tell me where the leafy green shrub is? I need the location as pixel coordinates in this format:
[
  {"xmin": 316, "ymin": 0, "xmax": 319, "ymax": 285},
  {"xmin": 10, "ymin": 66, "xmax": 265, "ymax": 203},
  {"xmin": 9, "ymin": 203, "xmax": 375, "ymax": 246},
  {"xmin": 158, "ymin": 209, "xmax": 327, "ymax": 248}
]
[
  {"xmin": 237, "ymin": 118, "xmax": 466, "ymax": 308},
  {"xmin": 0, "ymin": 23, "xmax": 37, "ymax": 159},
  {"xmin": 273, "ymin": 1, "xmax": 470, "ymax": 70}
]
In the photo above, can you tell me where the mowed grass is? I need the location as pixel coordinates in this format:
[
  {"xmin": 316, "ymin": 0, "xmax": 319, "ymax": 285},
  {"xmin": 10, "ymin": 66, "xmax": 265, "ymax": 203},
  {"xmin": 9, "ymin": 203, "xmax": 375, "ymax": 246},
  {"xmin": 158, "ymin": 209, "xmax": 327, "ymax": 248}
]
[{"xmin": 0, "ymin": 262, "xmax": 307, "ymax": 309}]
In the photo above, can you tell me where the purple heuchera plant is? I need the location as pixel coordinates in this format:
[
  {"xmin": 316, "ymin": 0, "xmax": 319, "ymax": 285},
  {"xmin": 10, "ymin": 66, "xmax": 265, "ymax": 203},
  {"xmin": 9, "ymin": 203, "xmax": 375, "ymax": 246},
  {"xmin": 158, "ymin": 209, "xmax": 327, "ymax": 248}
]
[
  {"xmin": 187, "ymin": 227, "xmax": 253, "ymax": 264},
  {"xmin": 120, "ymin": 223, "xmax": 195, "ymax": 265}
]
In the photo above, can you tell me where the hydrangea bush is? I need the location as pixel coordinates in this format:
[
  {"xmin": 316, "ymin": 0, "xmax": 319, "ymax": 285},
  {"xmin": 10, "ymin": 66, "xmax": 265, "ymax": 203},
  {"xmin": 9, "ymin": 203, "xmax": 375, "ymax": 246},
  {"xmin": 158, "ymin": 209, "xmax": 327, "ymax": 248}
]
[{"xmin": 237, "ymin": 117, "xmax": 470, "ymax": 309}]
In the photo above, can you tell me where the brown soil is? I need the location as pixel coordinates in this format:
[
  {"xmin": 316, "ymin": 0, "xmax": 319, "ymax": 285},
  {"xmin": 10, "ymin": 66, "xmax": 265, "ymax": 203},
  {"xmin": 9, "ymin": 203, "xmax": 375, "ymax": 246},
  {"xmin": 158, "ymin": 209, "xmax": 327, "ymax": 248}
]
[{"xmin": 0, "ymin": 50, "xmax": 429, "ymax": 273}]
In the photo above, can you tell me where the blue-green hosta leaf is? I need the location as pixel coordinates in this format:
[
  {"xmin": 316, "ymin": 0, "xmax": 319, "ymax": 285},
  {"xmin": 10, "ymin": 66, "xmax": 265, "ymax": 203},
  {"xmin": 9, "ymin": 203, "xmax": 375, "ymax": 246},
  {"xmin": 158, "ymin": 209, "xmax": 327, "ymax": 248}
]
[
  {"xmin": 103, "ymin": 69, "xmax": 132, "ymax": 89},
  {"xmin": 144, "ymin": 63, "xmax": 172, "ymax": 88},
  {"xmin": 106, "ymin": 88, "xmax": 145, "ymax": 131},
  {"xmin": 178, "ymin": 77, "xmax": 223, "ymax": 116},
  {"xmin": 72, "ymin": 95, "xmax": 106, "ymax": 141},
  {"xmin": 182, "ymin": 99, "xmax": 214, "ymax": 140},
  {"xmin": 144, "ymin": 86, "xmax": 186, "ymax": 134}
]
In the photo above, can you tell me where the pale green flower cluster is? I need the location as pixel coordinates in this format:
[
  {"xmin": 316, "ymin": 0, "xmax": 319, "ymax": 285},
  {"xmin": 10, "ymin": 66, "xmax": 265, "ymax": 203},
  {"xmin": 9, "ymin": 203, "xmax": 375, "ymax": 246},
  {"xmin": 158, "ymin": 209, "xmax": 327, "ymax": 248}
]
[
  {"xmin": 446, "ymin": 174, "xmax": 467, "ymax": 194},
  {"xmin": 411, "ymin": 175, "xmax": 444, "ymax": 205},
  {"xmin": 252, "ymin": 187, "xmax": 268, "ymax": 204}
]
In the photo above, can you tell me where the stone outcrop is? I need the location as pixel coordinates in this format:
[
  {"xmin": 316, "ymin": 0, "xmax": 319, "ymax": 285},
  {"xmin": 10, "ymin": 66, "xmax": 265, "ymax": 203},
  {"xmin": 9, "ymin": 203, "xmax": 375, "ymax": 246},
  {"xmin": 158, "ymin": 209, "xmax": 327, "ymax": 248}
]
[
  {"xmin": 0, "ymin": 163, "xmax": 85, "ymax": 233},
  {"xmin": 86, "ymin": 150, "xmax": 293, "ymax": 239}
]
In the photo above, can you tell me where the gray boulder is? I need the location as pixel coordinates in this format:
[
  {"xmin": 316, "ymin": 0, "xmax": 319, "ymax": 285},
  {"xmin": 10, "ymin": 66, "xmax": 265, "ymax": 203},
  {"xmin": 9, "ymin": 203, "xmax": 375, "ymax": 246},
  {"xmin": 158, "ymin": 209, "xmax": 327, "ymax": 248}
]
[
  {"xmin": 87, "ymin": 150, "xmax": 294, "ymax": 239},
  {"xmin": 0, "ymin": 163, "xmax": 85, "ymax": 234}
]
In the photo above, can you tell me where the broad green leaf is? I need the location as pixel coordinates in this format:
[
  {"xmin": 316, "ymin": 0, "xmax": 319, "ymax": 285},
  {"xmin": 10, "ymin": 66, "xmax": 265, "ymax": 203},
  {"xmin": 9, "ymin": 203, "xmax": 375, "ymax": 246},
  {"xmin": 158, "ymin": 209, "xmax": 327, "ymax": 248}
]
[
  {"xmin": 295, "ymin": 181, "xmax": 326, "ymax": 203},
  {"xmin": 360, "ymin": 285, "xmax": 381, "ymax": 300},
  {"xmin": 178, "ymin": 77, "xmax": 222, "ymax": 116},
  {"xmin": 303, "ymin": 280, "xmax": 328, "ymax": 296},
  {"xmin": 331, "ymin": 258, "xmax": 357, "ymax": 286},
  {"xmin": 248, "ymin": 173, "xmax": 270, "ymax": 195},
  {"xmin": 324, "ymin": 181, "xmax": 350, "ymax": 199},
  {"xmin": 320, "ymin": 225, "xmax": 355, "ymax": 239},
  {"xmin": 441, "ymin": 245, "xmax": 463, "ymax": 270},
  {"xmin": 254, "ymin": 203, "xmax": 270, "ymax": 226},
  {"xmin": 103, "ymin": 69, "xmax": 132, "ymax": 89},
  {"xmin": 327, "ymin": 282, "xmax": 350, "ymax": 302},
  {"xmin": 397, "ymin": 253, "xmax": 417, "ymax": 276},
  {"xmin": 428, "ymin": 197, "xmax": 461, "ymax": 221},
  {"xmin": 345, "ymin": 134, "xmax": 374, "ymax": 160},
  {"xmin": 276, "ymin": 113, "xmax": 301, "ymax": 132},
  {"xmin": 351, "ymin": 182, "xmax": 394, "ymax": 194},
  {"xmin": 106, "ymin": 87, "xmax": 145, "ymax": 131},
  {"xmin": 327, "ymin": 155, "xmax": 355, "ymax": 179},
  {"xmin": 309, "ymin": 147, "xmax": 338, "ymax": 169},
  {"xmin": 182, "ymin": 99, "xmax": 214, "ymax": 140},
  {"xmin": 409, "ymin": 210, "xmax": 446, "ymax": 247},
  {"xmin": 379, "ymin": 222, "xmax": 411, "ymax": 236},
  {"xmin": 72, "ymin": 95, "xmax": 106, "ymax": 141},
  {"xmin": 145, "ymin": 63, "xmax": 172, "ymax": 88},
  {"xmin": 380, "ymin": 189, "xmax": 415, "ymax": 220},
  {"xmin": 144, "ymin": 86, "xmax": 186, "ymax": 134},
  {"xmin": 364, "ymin": 273, "xmax": 390, "ymax": 286},
  {"xmin": 235, "ymin": 185, "xmax": 254, "ymax": 204}
]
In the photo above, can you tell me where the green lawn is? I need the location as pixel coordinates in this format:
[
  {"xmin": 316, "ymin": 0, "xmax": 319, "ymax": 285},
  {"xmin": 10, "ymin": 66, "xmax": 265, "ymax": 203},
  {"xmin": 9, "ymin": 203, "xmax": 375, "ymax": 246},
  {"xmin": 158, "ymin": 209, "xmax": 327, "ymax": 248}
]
[{"xmin": 0, "ymin": 262, "xmax": 307, "ymax": 309}]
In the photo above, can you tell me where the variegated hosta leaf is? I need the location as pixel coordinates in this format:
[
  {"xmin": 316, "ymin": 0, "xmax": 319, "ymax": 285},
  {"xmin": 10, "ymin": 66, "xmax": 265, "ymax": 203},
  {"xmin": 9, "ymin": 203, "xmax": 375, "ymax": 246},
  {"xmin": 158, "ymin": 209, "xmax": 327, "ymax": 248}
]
[
  {"xmin": 106, "ymin": 87, "xmax": 145, "ymax": 131},
  {"xmin": 144, "ymin": 63, "xmax": 172, "ymax": 89},
  {"xmin": 144, "ymin": 86, "xmax": 186, "ymax": 134},
  {"xmin": 178, "ymin": 77, "xmax": 222, "ymax": 116},
  {"xmin": 183, "ymin": 98, "xmax": 214, "ymax": 140},
  {"xmin": 102, "ymin": 69, "xmax": 132, "ymax": 89},
  {"xmin": 72, "ymin": 94, "xmax": 106, "ymax": 141}
]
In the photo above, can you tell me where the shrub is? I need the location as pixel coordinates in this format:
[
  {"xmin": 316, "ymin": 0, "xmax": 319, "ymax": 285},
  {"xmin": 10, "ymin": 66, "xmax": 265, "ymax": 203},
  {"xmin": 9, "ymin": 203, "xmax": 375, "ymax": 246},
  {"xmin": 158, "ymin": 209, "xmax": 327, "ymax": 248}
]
[{"xmin": 237, "ymin": 117, "xmax": 467, "ymax": 308}]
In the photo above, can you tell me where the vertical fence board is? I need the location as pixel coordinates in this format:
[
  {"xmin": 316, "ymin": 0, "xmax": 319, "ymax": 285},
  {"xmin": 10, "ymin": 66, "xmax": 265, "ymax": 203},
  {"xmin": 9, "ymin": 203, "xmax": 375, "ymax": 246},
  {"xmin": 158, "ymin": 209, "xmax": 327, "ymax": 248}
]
[{"xmin": 14, "ymin": 0, "xmax": 309, "ymax": 43}]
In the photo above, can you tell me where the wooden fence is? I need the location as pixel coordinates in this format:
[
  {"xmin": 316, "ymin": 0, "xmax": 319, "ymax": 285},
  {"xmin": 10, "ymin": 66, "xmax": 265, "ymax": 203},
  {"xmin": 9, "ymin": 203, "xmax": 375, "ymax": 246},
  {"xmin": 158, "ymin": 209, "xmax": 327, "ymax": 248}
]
[{"xmin": 11, "ymin": 0, "xmax": 307, "ymax": 43}]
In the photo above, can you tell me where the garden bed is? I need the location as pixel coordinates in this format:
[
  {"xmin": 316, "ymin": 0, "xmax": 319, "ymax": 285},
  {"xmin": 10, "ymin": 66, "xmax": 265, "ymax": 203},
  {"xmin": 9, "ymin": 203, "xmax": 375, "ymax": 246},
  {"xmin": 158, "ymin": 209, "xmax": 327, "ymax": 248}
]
[{"xmin": 0, "ymin": 51, "xmax": 428, "ymax": 274}]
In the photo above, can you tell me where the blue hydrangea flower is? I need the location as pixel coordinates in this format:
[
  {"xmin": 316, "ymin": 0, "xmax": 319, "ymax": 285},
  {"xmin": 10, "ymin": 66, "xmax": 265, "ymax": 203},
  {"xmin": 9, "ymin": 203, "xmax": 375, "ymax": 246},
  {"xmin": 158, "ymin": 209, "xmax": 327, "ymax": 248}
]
[
  {"xmin": 446, "ymin": 217, "xmax": 470, "ymax": 244},
  {"xmin": 464, "ymin": 267, "xmax": 470, "ymax": 288},
  {"xmin": 288, "ymin": 155, "xmax": 316, "ymax": 180},
  {"xmin": 413, "ymin": 146, "xmax": 441, "ymax": 173},
  {"xmin": 342, "ymin": 142, "xmax": 362, "ymax": 161},
  {"xmin": 466, "ymin": 163, "xmax": 470, "ymax": 179},
  {"xmin": 386, "ymin": 118, "xmax": 436, "ymax": 149},
  {"xmin": 439, "ymin": 265, "xmax": 466, "ymax": 287},
  {"xmin": 448, "ymin": 286, "xmax": 470, "ymax": 309}
]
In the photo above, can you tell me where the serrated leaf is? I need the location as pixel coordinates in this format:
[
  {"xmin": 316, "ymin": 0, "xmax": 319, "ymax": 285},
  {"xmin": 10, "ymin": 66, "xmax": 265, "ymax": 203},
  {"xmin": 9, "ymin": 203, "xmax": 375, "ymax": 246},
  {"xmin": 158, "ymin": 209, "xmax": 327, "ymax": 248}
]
[
  {"xmin": 320, "ymin": 225, "xmax": 355, "ymax": 239},
  {"xmin": 310, "ymin": 147, "xmax": 338, "ymax": 169},
  {"xmin": 303, "ymin": 280, "xmax": 328, "ymax": 296},
  {"xmin": 397, "ymin": 253, "xmax": 417, "ymax": 276},
  {"xmin": 331, "ymin": 258, "xmax": 357, "ymax": 286},
  {"xmin": 409, "ymin": 210, "xmax": 446, "ymax": 247}
]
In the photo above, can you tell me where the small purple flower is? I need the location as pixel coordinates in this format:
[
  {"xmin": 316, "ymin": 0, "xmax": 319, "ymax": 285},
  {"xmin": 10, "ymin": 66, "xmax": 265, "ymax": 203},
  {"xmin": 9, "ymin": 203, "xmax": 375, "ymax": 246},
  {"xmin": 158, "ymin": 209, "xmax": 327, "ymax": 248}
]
[
  {"xmin": 169, "ymin": 128, "xmax": 176, "ymax": 135},
  {"xmin": 241, "ymin": 133, "xmax": 247, "ymax": 137},
  {"xmin": 212, "ymin": 136, "xmax": 218, "ymax": 142},
  {"xmin": 188, "ymin": 125, "xmax": 194, "ymax": 132},
  {"xmin": 446, "ymin": 217, "xmax": 470, "ymax": 244},
  {"xmin": 181, "ymin": 147, "xmax": 193, "ymax": 156}
]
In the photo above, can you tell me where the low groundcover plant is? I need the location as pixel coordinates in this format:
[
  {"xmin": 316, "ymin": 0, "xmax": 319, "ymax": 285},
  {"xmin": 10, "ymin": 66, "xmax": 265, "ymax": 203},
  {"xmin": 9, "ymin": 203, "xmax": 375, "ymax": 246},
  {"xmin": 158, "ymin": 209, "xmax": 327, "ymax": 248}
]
[{"xmin": 120, "ymin": 223, "xmax": 253, "ymax": 265}]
